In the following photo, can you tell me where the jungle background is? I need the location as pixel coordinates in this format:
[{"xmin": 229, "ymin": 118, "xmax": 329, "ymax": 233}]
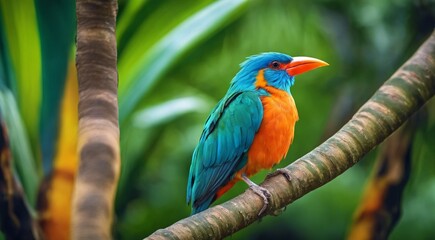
[{"xmin": 0, "ymin": 0, "xmax": 434, "ymax": 239}]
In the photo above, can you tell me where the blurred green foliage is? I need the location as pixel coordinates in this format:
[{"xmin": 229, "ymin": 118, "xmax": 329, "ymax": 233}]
[
  {"xmin": 0, "ymin": 0, "xmax": 434, "ymax": 239},
  {"xmin": 116, "ymin": 0, "xmax": 434, "ymax": 239}
]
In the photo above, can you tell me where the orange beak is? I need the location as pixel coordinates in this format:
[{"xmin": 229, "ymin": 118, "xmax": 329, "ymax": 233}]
[{"xmin": 285, "ymin": 56, "xmax": 329, "ymax": 76}]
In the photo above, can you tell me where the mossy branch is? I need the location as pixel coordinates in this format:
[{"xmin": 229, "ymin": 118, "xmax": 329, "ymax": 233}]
[{"xmin": 146, "ymin": 31, "xmax": 435, "ymax": 240}]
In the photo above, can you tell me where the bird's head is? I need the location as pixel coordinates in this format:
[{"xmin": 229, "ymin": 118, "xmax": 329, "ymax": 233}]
[{"xmin": 229, "ymin": 52, "xmax": 328, "ymax": 93}]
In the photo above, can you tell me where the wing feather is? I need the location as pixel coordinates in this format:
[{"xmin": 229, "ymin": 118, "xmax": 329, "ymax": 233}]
[{"xmin": 186, "ymin": 91, "xmax": 263, "ymax": 213}]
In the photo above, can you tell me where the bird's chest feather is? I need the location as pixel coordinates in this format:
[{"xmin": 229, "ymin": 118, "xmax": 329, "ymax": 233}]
[{"xmin": 244, "ymin": 87, "xmax": 299, "ymax": 176}]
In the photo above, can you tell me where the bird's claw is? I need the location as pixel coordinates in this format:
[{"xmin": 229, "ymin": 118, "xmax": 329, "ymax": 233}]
[
  {"xmin": 267, "ymin": 168, "xmax": 292, "ymax": 182},
  {"xmin": 248, "ymin": 185, "xmax": 271, "ymax": 216}
]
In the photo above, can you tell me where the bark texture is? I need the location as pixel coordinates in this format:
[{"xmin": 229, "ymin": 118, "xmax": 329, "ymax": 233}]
[
  {"xmin": 146, "ymin": 31, "xmax": 435, "ymax": 240},
  {"xmin": 72, "ymin": 0, "xmax": 119, "ymax": 239}
]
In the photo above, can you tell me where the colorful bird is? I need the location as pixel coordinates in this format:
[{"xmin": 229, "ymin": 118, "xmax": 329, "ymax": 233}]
[{"xmin": 186, "ymin": 52, "xmax": 328, "ymax": 215}]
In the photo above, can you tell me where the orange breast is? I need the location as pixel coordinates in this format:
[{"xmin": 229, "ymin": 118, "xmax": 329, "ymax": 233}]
[
  {"xmin": 242, "ymin": 86, "xmax": 298, "ymax": 176},
  {"xmin": 216, "ymin": 71, "xmax": 299, "ymax": 198}
]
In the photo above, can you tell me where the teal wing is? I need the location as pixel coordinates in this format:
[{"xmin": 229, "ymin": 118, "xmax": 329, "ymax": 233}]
[{"xmin": 186, "ymin": 91, "xmax": 263, "ymax": 214}]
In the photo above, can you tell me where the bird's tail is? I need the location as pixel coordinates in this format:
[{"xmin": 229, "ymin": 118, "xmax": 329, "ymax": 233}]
[{"xmin": 191, "ymin": 179, "xmax": 237, "ymax": 215}]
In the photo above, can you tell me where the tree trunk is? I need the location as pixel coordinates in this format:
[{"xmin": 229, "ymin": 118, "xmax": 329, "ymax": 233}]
[
  {"xmin": 72, "ymin": 0, "xmax": 119, "ymax": 239},
  {"xmin": 146, "ymin": 31, "xmax": 435, "ymax": 240}
]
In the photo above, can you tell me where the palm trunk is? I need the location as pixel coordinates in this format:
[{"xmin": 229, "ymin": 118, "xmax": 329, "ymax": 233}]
[{"xmin": 72, "ymin": 0, "xmax": 119, "ymax": 239}]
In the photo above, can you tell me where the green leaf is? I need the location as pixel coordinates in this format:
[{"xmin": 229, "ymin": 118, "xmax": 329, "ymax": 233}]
[
  {"xmin": 35, "ymin": 0, "xmax": 76, "ymax": 173},
  {"xmin": 116, "ymin": 0, "xmax": 150, "ymax": 42},
  {"xmin": 0, "ymin": 11, "xmax": 17, "ymax": 91},
  {"xmin": 0, "ymin": 87, "xmax": 40, "ymax": 206},
  {"xmin": 132, "ymin": 96, "xmax": 210, "ymax": 129},
  {"xmin": 116, "ymin": 95, "xmax": 211, "ymax": 202},
  {"xmin": 0, "ymin": 0, "xmax": 42, "ymax": 157},
  {"xmin": 118, "ymin": 0, "xmax": 248, "ymax": 123},
  {"xmin": 117, "ymin": 1, "xmax": 211, "ymax": 67}
]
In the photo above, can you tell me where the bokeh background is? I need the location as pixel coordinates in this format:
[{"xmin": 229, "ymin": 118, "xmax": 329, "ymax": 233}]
[{"xmin": 0, "ymin": 0, "xmax": 434, "ymax": 239}]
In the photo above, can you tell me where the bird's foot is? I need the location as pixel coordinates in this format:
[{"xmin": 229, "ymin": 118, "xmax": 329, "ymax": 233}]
[
  {"xmin": 248, "ymin": 184, "xmax": 271, "ymax": 216},
  {"xmin": 266, "ymin": 168, "xmax": 292, "ymax": 183},
  {"xmin": 241, "ymin": 175, "xmax": 271, "ymax": 216}
]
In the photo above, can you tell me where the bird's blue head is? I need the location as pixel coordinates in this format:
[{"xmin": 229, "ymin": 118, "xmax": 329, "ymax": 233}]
[{"xmin": 229, "ymin": 52, "xmax": 328, "ymax": 93}]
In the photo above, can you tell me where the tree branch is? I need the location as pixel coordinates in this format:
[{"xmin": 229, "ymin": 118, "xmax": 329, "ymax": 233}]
[
  {"xmin": 146, "ymin": 31, "xmax": 435, "ymax": 240},
  {"xmin": 347, "ymin": 110, "xmax": 420, "ymax": 240},
  {"xmin": 72, "ymin": 0, "xmax": 119, "ymax": 239}
]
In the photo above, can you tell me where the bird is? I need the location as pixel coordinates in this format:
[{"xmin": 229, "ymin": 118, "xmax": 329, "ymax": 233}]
[{"xmin": 186, "ymin": 52, "xmax": 328, "ymax": 215}]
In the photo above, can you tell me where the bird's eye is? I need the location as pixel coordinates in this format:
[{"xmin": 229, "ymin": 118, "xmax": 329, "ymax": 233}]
[{"xmin": 270, "ymin": 61, "xmax": 280, "ymax": 69}]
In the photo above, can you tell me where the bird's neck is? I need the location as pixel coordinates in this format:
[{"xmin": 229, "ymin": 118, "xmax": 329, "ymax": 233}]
[{"xmin": 255, "ymin": 69, "xmax": 291, "ymax": 95}]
